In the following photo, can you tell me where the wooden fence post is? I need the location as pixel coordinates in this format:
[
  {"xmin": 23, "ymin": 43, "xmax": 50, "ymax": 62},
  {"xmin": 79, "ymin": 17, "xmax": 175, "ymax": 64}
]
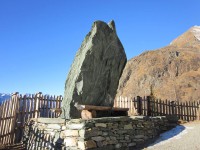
[
  {"xmin": 11, "ymin": 92, "xmax": 19, "ymax": 144},
  {"xmin": 35, "ymin": 92, "xmax": 42, "ymax": 118},
  {"xmin": 171, "ymin": 101, "xmax": 175, "ymax": 115},
  {"xmin": 197, "ymin": 104, "xmax": 200, "ymax": 120},
  {"xmin": 137, "ymin": 96, "xmax": 142, "ymax": 115},
  {"xmin": 147, "ymin": 96, "xmax": 151, "ymax": 116}
]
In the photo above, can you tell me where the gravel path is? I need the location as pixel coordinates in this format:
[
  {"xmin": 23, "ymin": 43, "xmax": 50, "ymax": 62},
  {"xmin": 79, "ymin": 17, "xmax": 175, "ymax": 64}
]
[{"xmin": 144, "ymin": 121, "xmax": 200, "ymax": 150}]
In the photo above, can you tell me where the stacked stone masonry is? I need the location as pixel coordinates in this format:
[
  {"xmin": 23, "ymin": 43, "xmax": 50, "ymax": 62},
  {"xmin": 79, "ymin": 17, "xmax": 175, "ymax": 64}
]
[{"xmin": 23, "ymin": 116, "xmax": 173, "ymax": 150}]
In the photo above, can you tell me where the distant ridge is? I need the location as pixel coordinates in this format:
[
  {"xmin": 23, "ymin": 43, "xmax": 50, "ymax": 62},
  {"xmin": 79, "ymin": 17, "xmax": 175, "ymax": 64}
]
[
  {"xmin": 0, "ymin": 93, "xmax": 11, "ymax": 104},
  {"xmin": 170, "ymin": 26, "xmax": 200, "ymax": 48},
  {"xmin": 117, "ymin": 25, "xmax": 200, "ymax": 102}
]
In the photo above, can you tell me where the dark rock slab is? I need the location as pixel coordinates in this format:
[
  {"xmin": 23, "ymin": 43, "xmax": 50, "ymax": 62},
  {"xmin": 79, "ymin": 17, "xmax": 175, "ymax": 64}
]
[{"xmin": 61, "ymin": 20, "xmax": 127, "ymax": 119}]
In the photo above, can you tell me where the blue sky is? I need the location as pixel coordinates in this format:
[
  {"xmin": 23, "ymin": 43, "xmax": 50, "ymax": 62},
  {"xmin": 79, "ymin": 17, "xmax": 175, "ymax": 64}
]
[{"xmin": 0, "ymin": 0, "xmax": 200, "ymax": 95}]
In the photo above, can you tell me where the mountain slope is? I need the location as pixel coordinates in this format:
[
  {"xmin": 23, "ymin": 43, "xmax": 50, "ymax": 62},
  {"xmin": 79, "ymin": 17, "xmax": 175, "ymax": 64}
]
[
  {"xmin": 117, "ymin": 26, "xmax": 200, "ymax": 102},
  {"xmin": 0, "ymin": 93, "xmax": 11, "ymax": 104}
]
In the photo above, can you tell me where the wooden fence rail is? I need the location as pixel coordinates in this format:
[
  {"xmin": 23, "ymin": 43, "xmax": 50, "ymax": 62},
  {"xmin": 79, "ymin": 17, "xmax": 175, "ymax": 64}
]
[
  {"xmin": 114, "ymin": 96, "xmax": 200, "ymax": 121},
  {"xmin": 0, "ymin": 92, "xmax": 62, "ymax": 145}
]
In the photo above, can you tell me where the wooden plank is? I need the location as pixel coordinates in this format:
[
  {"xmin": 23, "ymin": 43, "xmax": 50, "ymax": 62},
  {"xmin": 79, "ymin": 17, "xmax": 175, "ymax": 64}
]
[
  {"xmin": 186, "ymin": 102, "xmax": 189, "ymax": 121},
  {"xmin": 10, "ymin": 95, "xmax": 17, "ymax": 144},
  {"xmin": 8, "ymin": 96, "xmax": 14, "ymax": 144},
  {"xmin": 0, "ymin": 101, "xmax": 5, "ymax": 143},
  {"xmin": 181, "ymin": 102, "xmax": 186, "ymax": 120},
  {"xmin": 35, "ymin": 93, "xmax": 40, "ymax": 118},
  {"xmin": 152, "ymin": 98, "xmax": 155, "ymax": 116},
  {"xmin": 46, "ymin": 95, "xmax": 49, "ymax": 118},
  {"xmin": 0, "ymin": 101, "xmax": 3, "ymax": 143},
  {"xmin": 5, "ymin": 100, "xmax": 11, "ymax": 143},
  {"xmin": 41, "ymin": 94, "xmax": 44, "ymax": 117},
  {"xmin": 145, "ymin": 97, "xmax": 148, "ymax": 115},
  {"xmin": 187, "ymin": 102, "xmax": 190, "ymax": 121},
  {"xmin": 194, "ymin": 101, "xmax": 197, "ymax": 120},
  {"xmin": 6, "ymin": 99, "xmax": 11, "ymax": 144},
  {"xmin": 128, "ymin": 97, "xmax": 131, "ymax": 114},
  {"xmin": 119, "ymin": 97, "xmax": 121, "ymax": 108},
  {"xmin": 25, "ymin": 96, "xmax": 29, "ymax": 123},
  {"xmin": 193, "ymin": 102, "xmax": 196, "ymax": 120},
  {"xmin": 194, "ymin": 101, "xmax": 198, "ymax": 120},
  {"xmin": 168, "ymin": 101, "xmax": 170, "ymax": 115},
  {"xmin": 1, "ymin": 101, "xmax": 6, "ymax": 144},
  {"xmin": 49, "ymin": 95, "xmax": 53, "ymax": 118},
  {"xmin": 53, "ymin": 95, "xmax": 57, "ymax": 117},
  {"xmin": 30, "ymin": 94, "xmax": 34, "ymax": 118},
  {"xmin": 193, "ymin": 101, "xmax": 196, "ymax": 120},
  {"xmin": 189, "ymin": 101, "xmax": 192, "ymax": 121},
  {"xmin": 2, "ymin": 100, "xmax": 9, "ymax": 144},
  {"xmin": 58, "ymin": 96, "xmax": 62, "ymax": 109},
  {"xmin": 158, "ymin": 99, "xmax": 162, "ymax": 116},
  {"xmin": 125, "ymin": 97, "xmax": 128, "ymax": 109},
  {"xmin": 146, "ymin": 96, "xmax": 151, "ymax": 116},
  {"xmin": 174, "ymin": 102, "xmax": 177, "ymax": 116},
  {"xmin": 183, "ymin": 102, "xmax": 187, "ymax": 121},
  {"xmin": 130, "ymin": 97, "xmax": 133, "ymax": 115},
  {"xmin": 137, "ymin": 96, "xmax": 142, "ymax": 115},
  {"xmin": 14, "ymin": 94, "xmax": 20, "ymax": 144},
  {"xmin": 196, "ymin": 101, "xmax": 200, "ymax": 120},
  {"xmin": 76, "ymin": 105, "xmax": 112, "ymax": 111},
  {"xmin": 156, "ymin": 99, "xmax": 159, "ymax": 116},
  {"xmin": 117, "ymin": 97, "xmax": 120, "ymax": 108},
  {"xmin": 183, "ymin": 102, "xmax": 186, "ymax": 121},
  {"xmin": 126, "ymin": 97, "xmax": 129, "ymax": 115},
  {"xmin": 171, "ymin": 101, "xmax": 174, "ymax": 115},
  {"xmin": 122, "ymin": 97, "xmax": 125, "ymax": 108},
  {"xmin": 51, "ymin": 95, "xmax": 55, "ymax": 118},
  {"xmin": 191, "ymin": 101, "xmax": 195, "ymax": 120},
  {"xmin": 133, "ymin": 97, "xmax": 137, "ymax": 109},
  {"xmin": 121, "ymin": 97, "xmax": 125, "ymax": 108},
  {"xmin": 27, "ymin": 95, "xmax": 30, "ymax": 120},
  {"xmin": 150, "ymin": 99, "xmax": 154, "ymax": 116},
  {"xmin": 0, "ymin": 132, "xmax": 15, "ymax": 138},
  {"xmin": 153, "ymin": 99, "xmax": 156, "ymax": 116},
  {"xmin": 33, "ymin": 94, "xmax": 37, "ymax": 118},
  {"xmin": 13, "ymin": 93, "xmax": 20, "ymax": 143},
  {"xmin": 155, "ymin": 99, "xmax": 157, "ymax": 116},
  {"xmin": 180, "ymin": 102, "xmax": 183, "ymax": 120},
  {"xmin": 112, "ymin": 107, "xmax": 129, "ymax": 111},
  {"xmin": 165, "ymin": 99, "xmax": 168, "ymax": 116},
  {"xmin": 22, "ymin": 95, "xmax": 26, "ymax": 128},
  {"xmin": 177, "ymin": 101, "xmax": 180, "ymax": 119},
  {"xmin": 28, "ymin": 95, "xmax": 32, "ymax": 120},
  {"xmin": 162, "ymin": 100, "xmax": 165, "ymax": 116},
  {"xmin": 45, "ymin": 95, "xmax": 49, "ymax": 117}
]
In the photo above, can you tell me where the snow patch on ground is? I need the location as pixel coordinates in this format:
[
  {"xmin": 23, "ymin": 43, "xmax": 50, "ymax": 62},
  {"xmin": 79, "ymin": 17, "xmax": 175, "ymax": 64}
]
[
  {"xmin": 148, "ymin": 125, "xmax": 194, "ymax": 149},
  {"xmin": 192, "ymin": 26, "xmax": 200, "ymax": 41}
]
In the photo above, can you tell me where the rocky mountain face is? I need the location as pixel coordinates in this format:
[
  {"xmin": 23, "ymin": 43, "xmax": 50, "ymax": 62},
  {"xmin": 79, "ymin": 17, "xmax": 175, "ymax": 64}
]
[
  {"xmin": 117, "ymin": 26, "xmax": 200, "ymax": 102},
  {"xmin": 61, "ymin": 20, "xmax": 127, "ymax": 119}
]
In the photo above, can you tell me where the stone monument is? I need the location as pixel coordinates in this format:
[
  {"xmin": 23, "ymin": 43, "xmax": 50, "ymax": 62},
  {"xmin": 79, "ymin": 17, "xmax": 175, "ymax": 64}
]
[{"xmin": 61, "ymin": 20, "xmax": 127, "ymax": 119}]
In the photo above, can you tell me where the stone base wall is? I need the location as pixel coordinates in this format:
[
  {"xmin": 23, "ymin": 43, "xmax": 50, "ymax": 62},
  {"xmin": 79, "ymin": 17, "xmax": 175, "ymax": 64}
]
[{"xmin": 23, "ymin": 116, "xmax": 173, "ymax": 150}]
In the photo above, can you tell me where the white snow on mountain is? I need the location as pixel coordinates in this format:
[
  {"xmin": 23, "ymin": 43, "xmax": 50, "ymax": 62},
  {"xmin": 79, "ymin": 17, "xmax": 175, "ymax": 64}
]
[
  {"xmin": 192, "ymin": 26, "xmax": 200, "ymax": 41},
  {"xmin": 0, "ymin": 93, "xmax": 11, "ymax": 104}
]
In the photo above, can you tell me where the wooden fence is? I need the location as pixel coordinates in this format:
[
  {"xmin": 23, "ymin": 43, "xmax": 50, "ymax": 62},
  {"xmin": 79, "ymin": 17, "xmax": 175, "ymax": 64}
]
[
  {"xmin": 1, "ymin": 94, "xmax": 200, "ymax": 145},
  {"xmin": 114, "ymin": 96, "xmax": 200, "ymax": 121},
  {"xmin": 0, "ymin": 92, "xmax": 62, "ymax": 145}
]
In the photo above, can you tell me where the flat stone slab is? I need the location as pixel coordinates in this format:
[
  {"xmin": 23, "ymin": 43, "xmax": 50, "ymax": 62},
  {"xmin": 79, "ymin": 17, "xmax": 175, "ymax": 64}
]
[{"xmin": 36, "ymin": 118, "xmax": 65, "ymax": 124}]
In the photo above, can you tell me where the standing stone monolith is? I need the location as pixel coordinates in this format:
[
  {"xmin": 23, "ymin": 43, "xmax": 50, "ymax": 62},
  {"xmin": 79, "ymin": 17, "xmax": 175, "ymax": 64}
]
[{"xmin": 61, "ymin": 20, "xmax": 127, "ymax": 119}]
